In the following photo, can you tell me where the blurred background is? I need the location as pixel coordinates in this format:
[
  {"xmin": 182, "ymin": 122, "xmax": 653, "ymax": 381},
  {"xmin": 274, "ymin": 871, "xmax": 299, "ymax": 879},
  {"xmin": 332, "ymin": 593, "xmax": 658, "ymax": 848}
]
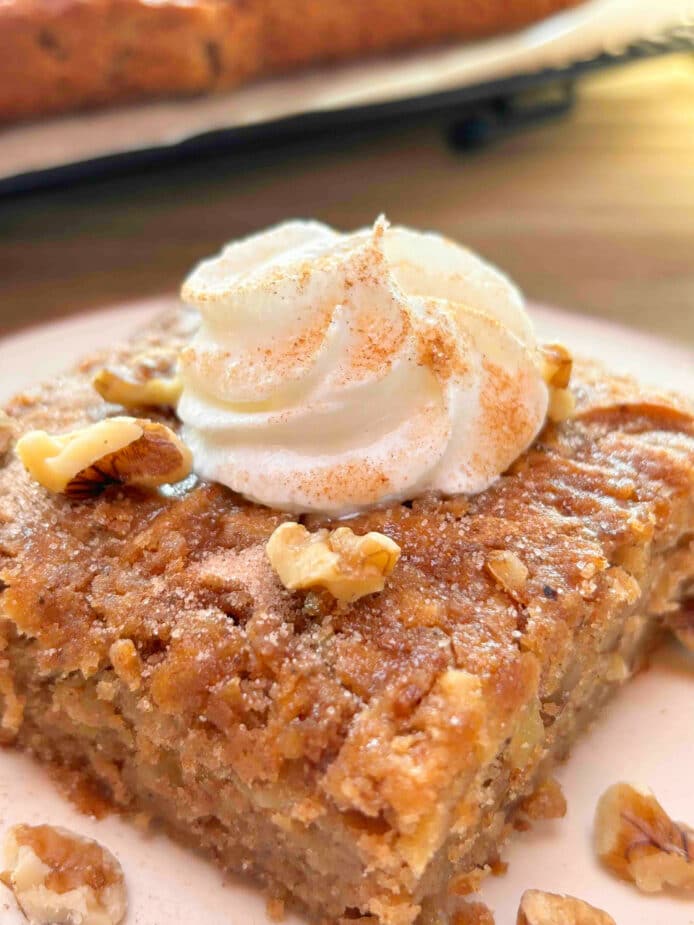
[{"xmin": 1, "ymin": 1, "xmax": 693, "ymax": 346}]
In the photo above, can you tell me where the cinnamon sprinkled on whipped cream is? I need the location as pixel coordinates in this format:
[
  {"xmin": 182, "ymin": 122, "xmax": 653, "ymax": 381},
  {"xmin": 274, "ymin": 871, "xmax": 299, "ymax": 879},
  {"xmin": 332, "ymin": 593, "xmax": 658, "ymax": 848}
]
[{"xmin": 178, "ymin": 217, "xmax": 549, "ymax": 515}]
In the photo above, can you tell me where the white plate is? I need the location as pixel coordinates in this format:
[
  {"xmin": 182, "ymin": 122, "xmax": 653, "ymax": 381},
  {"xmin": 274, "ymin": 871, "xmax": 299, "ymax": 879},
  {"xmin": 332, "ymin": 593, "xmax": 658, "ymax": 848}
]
[
  {"xmin": 0, "ymin": 301, "xmax": 692, "ymax": 925},
  {"xmin": 0, "ymin": 0, "xmax": 691, "ymax": 183}
]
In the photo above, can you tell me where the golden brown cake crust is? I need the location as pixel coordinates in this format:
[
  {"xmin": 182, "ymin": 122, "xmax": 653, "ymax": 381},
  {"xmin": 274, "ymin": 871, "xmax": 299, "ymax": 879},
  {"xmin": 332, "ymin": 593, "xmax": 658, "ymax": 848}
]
[
  {"xmin": 262, "ymin": 0, "xmax": 581, "ymax": 70},
  {"xmin": 0, "ymin": 0, "xmax": 262, "ymax": 123},
  {"xmin": 1, "ymin": 309, "xmax": 693, "ymax": 776},
  {"xmin": 0, "ymin": 0, "xmax": 583, "ymax": 123},
  {"xmin": 0, "ymin": 308, "xmax": 693, "ymax": 923}
]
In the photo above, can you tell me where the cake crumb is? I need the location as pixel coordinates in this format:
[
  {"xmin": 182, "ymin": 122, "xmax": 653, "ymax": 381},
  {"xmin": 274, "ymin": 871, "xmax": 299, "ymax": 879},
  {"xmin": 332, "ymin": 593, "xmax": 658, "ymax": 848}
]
[
  {"xmin": 518, "ymin": 778, "xmax": 567, "ymax": 822},
  {"xmin": 453, "ymin": 900, "xmax": 495, "ymax": 925},
  {"xmin": 449, "ymin": 866, "xmax": 488, "ymax": 896},
  {"xmin": 48, "ymin": 766, "xmax": 113, "ymax": 820},
  {"xmin": 266, "ymin": 896, "xmax": 286, "ymax": 921},
  {"xmin": 489, "ymin": 857, "xmax": 508, "ymax": 877},
  {"xmin": 130, "ymin": 811, "xmax": 153, "ymax": 833}
]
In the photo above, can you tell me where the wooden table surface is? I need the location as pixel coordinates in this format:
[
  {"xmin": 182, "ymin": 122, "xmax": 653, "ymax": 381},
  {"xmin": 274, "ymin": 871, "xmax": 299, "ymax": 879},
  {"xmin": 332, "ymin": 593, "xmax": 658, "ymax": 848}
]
[{"xmin": 2, "ymin": 54, "xmax": 693, "ymax": 347}]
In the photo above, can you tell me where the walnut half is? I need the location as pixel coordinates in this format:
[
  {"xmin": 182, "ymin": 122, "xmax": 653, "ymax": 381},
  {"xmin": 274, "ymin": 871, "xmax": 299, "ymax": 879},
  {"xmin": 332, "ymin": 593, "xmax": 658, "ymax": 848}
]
[
  {"xmin": 16, "ymin": 416, "xmax": 192, "ymax": 498},
  {"xmin": 1, "ymin": 824, "xmax": 126, "ymax": 925},
  {"xmin": 517, "ymin": 890, "xmax": 616, "ymax": 925},
  {"xmin": 93, "ymin": 348, "xmax": 182, "ymax": 409},
  {"xmin": 595, "ymin": 782, "xmax": 694, "ymax": 892},
  {"xmin": 266, "ymin": 522, "xmax": 401, "ymax": 603}
]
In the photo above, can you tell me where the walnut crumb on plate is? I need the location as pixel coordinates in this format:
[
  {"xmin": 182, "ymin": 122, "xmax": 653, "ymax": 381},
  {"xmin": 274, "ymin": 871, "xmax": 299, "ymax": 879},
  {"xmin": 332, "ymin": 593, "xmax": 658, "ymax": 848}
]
[
  {"xmin": 453, "ymin": 899, "xmax": 496, "ymax": 925},
  {"xmin": 595, "ymin": 782, "xmax": 694, "ymax": 892},
  {"xmin": 517, "ymin": 889, "xmax": 616, "ymax": 924},
  {"xmin": 1, "ymin": 823, "xmax": 126, "ymax": 925}
]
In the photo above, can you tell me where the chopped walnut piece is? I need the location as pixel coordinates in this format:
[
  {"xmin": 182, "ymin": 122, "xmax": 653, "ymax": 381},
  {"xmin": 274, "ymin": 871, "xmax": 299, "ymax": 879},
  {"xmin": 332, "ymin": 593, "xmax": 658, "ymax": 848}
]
[
  {"xmin": 547, "ymin": 387, "xmax": 576, "ymax": 423},
  {"xmin": 0, "ymin": 410, "xmax": 14, "ymax": 456},
  {"xmin": 507, "ymin": 695, "xmax": 544, "ymax": 770},
  {"xmin": 266, "ymin": 522, "xmax": 401, "ymax": 603},
  {"xmin": 540, "ymin": 344, "xmax": 575, "ymax": 423},
  {"xmin": 595, "ymin": 782, "xmax": 694, "ymax": 892},
  {"xmin": 485, "ymin": 550, "xmax": 528, "ymax": 602},
  {"xmin": 517, "ymin": 890, "xmax": 615, "ymax": 925},
  {"xmin": 16, "ymin": 416, "xmax": 192, "ymax": 498},
  {"xmin": 1, "ymin": 823, "xmax": 126, "ymax": 925},
  {"xmin": 93, "ymin": 348, "xmax": 182, "ymax": 409},
  {"xmin": 540, "ymin": 344, "xmax": 573, "ymax": 389}
]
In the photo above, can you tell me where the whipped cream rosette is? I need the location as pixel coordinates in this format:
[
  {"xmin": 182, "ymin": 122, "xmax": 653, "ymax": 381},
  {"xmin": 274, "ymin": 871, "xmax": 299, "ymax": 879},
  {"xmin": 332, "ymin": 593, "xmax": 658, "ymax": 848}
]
[{"xmin": 178, "ymin": 218, "xmax": 548, "ymax": 514}]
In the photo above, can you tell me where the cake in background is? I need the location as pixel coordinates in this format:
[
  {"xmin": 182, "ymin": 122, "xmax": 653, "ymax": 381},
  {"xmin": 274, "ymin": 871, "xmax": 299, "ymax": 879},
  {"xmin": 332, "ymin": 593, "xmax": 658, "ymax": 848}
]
[{"xmin": 0, "ymin": 0, "xmax": 583, "ymax": 123}]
